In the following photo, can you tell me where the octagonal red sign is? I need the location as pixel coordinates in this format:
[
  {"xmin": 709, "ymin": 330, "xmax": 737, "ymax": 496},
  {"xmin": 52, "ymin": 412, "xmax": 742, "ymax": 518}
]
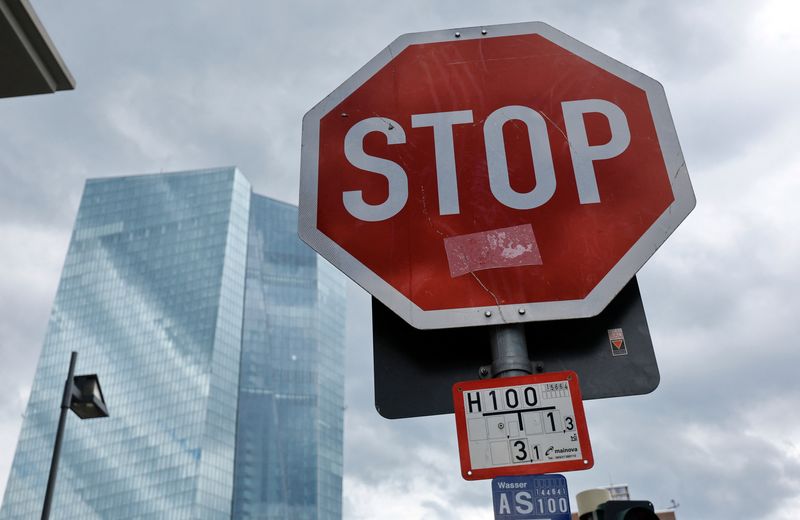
[{"xmin": 299, "ymin": 22, "xmax": 694, "ymax": 329}]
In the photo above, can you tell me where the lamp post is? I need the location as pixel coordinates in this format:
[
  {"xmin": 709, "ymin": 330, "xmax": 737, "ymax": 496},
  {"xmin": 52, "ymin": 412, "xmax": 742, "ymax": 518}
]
[{"xmin": 41, "ymin": 351, "xmax": 108, "ymax": 520}]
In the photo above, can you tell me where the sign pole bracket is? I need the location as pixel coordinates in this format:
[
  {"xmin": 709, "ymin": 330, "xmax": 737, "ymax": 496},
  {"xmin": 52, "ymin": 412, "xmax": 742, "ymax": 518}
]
[{"xmin": 487, "ymin": 324, "xmax": 535, "ymax": 378}]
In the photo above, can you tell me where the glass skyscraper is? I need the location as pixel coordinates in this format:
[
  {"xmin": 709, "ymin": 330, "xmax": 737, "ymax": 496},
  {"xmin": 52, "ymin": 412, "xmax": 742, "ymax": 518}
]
[
  {"xmin": 0, "ymin": 167, "xmax": 345, "ymax": 520},
  {"xmin": 233, "ymin": 197, "xmax": 345, "ymax": 520}
]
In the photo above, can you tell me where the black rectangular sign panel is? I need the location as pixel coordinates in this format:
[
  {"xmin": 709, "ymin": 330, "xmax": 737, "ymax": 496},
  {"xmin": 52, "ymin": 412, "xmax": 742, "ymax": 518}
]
[{"xmin": 373, "ymin": 277, "xmax": 658, "ymax": 419}]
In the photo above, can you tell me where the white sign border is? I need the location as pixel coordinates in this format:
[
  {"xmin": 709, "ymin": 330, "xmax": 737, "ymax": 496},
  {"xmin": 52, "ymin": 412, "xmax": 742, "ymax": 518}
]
[{"xmin": 299, "ymin": 21, "xmax": 695, "ymax": 330}]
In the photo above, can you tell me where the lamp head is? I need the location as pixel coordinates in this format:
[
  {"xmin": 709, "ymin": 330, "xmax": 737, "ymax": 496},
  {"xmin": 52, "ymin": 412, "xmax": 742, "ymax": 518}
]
[{"xmin": 70, "ymin": 374, "xmax": 109, "ymax": 419}]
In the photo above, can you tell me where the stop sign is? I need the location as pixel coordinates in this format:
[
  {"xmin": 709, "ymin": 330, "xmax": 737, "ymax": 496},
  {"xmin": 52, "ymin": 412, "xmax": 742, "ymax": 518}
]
[{"xmin": 299, "ymin": 22, "xmax": 694, "ymax": 329}]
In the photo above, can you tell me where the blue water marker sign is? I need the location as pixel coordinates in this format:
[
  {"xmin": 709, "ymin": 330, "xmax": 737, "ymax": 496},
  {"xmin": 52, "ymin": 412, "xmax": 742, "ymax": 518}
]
[{"xmin": 492, "ymin": 474, "xmax": 571, "ymax": 520}]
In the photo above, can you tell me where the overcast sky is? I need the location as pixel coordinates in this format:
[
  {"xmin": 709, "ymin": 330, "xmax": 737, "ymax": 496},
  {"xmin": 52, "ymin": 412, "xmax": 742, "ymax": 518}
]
[{"xmin": 2, "ymin": 1, "xmax": 800, "ymax": 518}]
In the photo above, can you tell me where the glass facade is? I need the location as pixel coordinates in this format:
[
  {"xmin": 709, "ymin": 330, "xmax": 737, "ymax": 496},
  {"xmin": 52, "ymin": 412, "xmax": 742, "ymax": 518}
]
[
  {"xmin": 0, "ymin": 169, "xmax": 345, "ymax": 519},
  {"xmin": 232, "ymin": 196, "xmax": 345, "ymax": 520}
]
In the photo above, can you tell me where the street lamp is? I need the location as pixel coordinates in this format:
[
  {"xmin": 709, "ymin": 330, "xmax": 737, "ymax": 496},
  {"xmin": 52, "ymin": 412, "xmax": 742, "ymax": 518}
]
[{"xmin": 41, "ymin": 351, "xmax": 108, "ymax": 520}]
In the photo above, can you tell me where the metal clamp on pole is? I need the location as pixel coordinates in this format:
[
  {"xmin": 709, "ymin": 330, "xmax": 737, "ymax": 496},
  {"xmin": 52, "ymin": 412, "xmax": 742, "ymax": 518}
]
[{"xmin": 488, "ymin": 323, "xmax": 532, "ymax": 379}]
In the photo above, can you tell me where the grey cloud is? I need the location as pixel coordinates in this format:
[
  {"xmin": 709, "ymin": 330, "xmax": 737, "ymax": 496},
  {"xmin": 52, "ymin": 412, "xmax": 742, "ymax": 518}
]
[{"xmin": 582, "ymin": 393, "xmax": 800, "ymax": 517}]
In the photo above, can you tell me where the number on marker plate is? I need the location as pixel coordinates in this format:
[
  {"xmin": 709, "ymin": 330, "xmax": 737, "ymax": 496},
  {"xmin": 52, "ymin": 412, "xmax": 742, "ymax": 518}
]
[{"xmin": 512, "ymin": 440, "xmax": 528, "ymax": 462}]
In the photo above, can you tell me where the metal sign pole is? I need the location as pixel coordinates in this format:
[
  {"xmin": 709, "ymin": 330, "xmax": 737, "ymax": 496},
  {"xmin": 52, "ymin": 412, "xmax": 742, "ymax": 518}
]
[
  {"xmin": 42, "ymin": 351, "xmax": 77, "ymax": 520},
  {"xmin": 489, "ymin": 324, "xmax": 532, "ymax": 378}
]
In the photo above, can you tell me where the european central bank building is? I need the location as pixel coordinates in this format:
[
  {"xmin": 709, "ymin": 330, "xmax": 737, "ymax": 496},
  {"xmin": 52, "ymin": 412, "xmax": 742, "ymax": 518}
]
[{"xmin": 0, "ymin": 168, "xmax": 346, "ymax": 519}]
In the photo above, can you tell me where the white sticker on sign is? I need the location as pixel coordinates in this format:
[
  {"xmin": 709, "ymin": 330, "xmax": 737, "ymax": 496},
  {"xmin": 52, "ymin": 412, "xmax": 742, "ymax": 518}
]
[{"xmin": 462, "ymin": 380, "xmax": 582, "ymax": 471}]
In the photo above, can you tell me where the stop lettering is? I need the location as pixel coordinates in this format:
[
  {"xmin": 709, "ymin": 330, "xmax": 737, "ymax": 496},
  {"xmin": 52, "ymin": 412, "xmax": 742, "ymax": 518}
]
[
  {"xmin": 299, "ymin": 22, "xmax": 694, "ymax": 329},
  {"xmin": 342, "ymin": 99, "xmax": 631, "ymax": 221}
]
